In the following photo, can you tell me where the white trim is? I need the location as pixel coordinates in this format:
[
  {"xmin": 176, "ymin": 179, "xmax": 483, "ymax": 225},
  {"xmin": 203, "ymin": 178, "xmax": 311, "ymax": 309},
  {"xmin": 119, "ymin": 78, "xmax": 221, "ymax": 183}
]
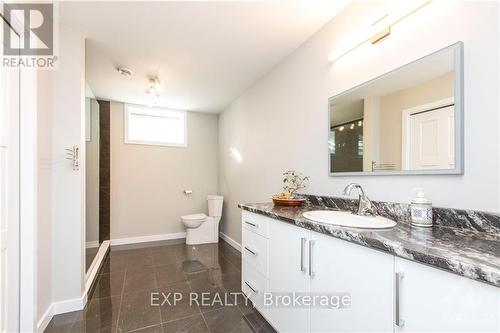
[
  {"xmin": 36, "ymin": 293, "xmax": 87, "ymax": 333},
  {"xmin": 85, "ymin": 82, "xmax": 95, "ymax": 99},
  {"xmin": 124, "ymin": 103, "xmax": 188, "ymax": 148},
  {"xmin": 36, "ymin": 305, "xmax": 52, "ymax": 333},
  {"xmin": 401, "ymin": 97, "xmax": 454, "ymax": 170},
  {"xmin": 20, "ymin": 65, "xmax": 38, "ymax": 333},
  {"xmin": 110, "ymin": 232, "xmax": 186, "ymax": 246},
  {"xmin": 85, "ymin": 97, "xmax": 92, "ymax": 142},
  {"xmin": 219, "ymin": 232, "xmax": 241, "ymax": 252},
  {"xmin": 52, "ymin": 293, "xmax": 87, "ymax": 316},
  {"xmin": 85, "ymin": 240, "xmax": 110, "ymax": 291},
  {"xmin": 85, "ymin": 240, "xmax": 99, "ymax": 249}
]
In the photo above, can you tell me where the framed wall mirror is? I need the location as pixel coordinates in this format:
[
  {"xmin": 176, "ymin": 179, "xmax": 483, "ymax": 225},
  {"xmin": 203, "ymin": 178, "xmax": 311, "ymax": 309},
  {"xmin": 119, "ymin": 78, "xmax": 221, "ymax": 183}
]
[{"xmin": 328, "ymin": 42, "xmax": 463, "ymax": 176}]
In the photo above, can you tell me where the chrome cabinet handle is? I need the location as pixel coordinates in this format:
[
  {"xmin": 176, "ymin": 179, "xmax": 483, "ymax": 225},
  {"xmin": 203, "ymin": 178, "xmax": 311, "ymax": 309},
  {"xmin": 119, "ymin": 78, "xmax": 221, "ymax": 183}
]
[
  {"xmin": 244, "ymin": 281, "xmax": 258, "ymax": 294},
  {"xmin": 300, "ymin": 238, "xmax": 307, "ymax": 272},
  {"xmin": 244, "ymin": 246, "xmax": 258, "ymax": 256},
  {"xmin": 395, "ymin": 272, "xmax": 405, "ymax": 327},
  {"xmin": 244, "ymin": 221, "xmax": 258, "ymax": 228},
  {"xmin": 308, "ymin": 240, "xmax": 316, "ymax": 277}
]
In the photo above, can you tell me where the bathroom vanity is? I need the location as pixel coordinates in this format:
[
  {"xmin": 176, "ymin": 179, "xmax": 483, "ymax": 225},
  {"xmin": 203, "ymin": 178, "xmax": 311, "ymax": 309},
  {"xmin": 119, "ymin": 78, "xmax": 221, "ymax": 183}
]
[
  {"xmin": 239, "ymin": 202, "xmax": 500, "ymax": 333},
  {"xmin": 239, "ymin": 41, "xmax": 500, "ymax": 333}
]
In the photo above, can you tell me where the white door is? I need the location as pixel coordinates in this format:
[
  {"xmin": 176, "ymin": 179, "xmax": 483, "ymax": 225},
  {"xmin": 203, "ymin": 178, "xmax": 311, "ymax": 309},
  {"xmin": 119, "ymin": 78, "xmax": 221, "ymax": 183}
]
[
  {"xmin": 409, "ymin": 105, "xmax": 455, "ymax": 170},
  {"xmin": 268, "ymin": 220, "xmax": 310, "ymax": 333},
  {"xmin": 309, "ymin": 232, "xmax": 394, "ymax": 333},
  {"xmin": 0, "ymin": 22, "xmax": 21, "ymax": 333},
  {"xmin": 395, "ymin": 257, "xmax": 500, "ymax": 332}
]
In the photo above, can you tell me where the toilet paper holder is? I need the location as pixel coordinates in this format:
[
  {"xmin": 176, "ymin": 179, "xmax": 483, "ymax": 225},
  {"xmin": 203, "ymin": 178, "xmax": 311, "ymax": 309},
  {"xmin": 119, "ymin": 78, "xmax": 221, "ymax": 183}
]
[{"xmin": 183, "ymin": 190, "xmax": 193, "ymax": 195}]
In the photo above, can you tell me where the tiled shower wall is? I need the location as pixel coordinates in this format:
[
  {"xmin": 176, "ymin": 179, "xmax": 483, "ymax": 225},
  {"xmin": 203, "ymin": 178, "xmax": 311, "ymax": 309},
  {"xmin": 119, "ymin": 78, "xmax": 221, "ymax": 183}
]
[{"xmin": 98, "ymin": 100, "xmax": 110, "ymax": 242}]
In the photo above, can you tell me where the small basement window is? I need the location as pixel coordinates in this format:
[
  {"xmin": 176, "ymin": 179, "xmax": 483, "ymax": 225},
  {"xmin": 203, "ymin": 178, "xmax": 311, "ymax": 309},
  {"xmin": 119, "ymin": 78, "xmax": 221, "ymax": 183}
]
[{"xmin": 124, "ymin": 104, "xmax": 187, "ymax": 147}]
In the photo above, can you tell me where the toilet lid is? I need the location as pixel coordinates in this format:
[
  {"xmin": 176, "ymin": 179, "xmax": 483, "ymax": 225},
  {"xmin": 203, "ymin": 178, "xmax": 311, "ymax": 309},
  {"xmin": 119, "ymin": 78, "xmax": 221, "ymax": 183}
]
[{"xmin": 182, "ymin": 213, "xmax": 207, "ymax": 220}]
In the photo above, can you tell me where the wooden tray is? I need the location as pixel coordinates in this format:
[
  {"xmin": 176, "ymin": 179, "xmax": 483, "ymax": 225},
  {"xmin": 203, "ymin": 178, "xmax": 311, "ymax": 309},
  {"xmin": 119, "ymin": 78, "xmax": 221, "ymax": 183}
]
[{"xmin": 272, "ymin": 198, "xmax": 305, "ymax": 207}]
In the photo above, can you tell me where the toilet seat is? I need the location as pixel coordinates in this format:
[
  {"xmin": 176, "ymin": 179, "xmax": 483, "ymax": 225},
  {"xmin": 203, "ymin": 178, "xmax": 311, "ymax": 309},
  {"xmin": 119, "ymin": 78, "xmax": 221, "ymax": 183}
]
[
  {"xmin": 182, "ymin": 213, "xmax": 207, "ymax": 221},
  {"xmin": 181, "ymin": 213, "xmax": 206, "ymax": 228}
]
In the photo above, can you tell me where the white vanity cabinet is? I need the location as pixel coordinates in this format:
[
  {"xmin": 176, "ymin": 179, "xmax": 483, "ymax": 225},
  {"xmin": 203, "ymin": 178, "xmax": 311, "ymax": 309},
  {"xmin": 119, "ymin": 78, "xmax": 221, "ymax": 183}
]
[
  {"xmin": 241, "ymin": 211, "xmax": 500, "ymax": 333},
  {"xmin": 268, "ymin": 217, "xmax": 311, "ymax": 333},
  {"xmin": 241, "ymin": 211, "xmax": 271, "ymax": 318},
  {"xmin": 266, "ymin": 215, "xmax": 393, "ymax": 333},
  {"xmin": 309, "ymin": 231, "xmax": 394, "ymax": 333},
  {"xmin": 394, "ymin": 257, "xmax": 500, "ymax": 333}
]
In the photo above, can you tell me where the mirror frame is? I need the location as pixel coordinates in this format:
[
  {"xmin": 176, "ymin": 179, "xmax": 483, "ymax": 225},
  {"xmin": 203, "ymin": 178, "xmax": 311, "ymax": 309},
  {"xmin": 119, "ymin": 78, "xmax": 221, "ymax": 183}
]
[{"xmin": 328, "ymin": 42, "xmax": 464, "ymax": 176}]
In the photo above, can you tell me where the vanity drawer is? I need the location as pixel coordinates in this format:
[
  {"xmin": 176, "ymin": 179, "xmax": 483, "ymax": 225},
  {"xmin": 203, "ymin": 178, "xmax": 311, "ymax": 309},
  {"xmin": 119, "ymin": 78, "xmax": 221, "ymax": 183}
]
[
  {"xmin": 242, "ymin": 261, "xmax": 268, "ymax": 316},
  {"xmin": 242, "ymin": 210, "xmax": 269, "ymax": 238},
  {"xmin": 242, "ymin": 228, "xmax": 269, "ymax": 277}
]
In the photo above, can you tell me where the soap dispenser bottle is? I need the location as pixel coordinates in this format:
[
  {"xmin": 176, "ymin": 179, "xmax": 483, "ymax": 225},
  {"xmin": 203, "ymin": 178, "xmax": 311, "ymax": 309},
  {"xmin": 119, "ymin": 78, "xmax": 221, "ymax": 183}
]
[{"xmin": 410, "ymin": 188, "xmax": 433, "ymax": 227}]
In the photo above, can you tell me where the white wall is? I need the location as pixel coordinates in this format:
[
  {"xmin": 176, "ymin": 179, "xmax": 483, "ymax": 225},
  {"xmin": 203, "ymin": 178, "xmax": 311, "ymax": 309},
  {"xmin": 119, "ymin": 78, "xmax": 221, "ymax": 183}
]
[
  {"xmin": 218, "ymin": 1, "xmax": 500, "ymax": 243},
  {"xmin": 35, "ymin": 24, "xmax": 86, "ymax": 329},
  {"xmin": 110, "ymin": 102, "xmax": 218, "ymax": 239}
]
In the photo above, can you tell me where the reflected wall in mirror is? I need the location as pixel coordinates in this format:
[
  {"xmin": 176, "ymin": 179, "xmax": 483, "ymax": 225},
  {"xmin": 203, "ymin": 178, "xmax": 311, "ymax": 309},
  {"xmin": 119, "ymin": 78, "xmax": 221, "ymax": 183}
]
[
  {"xmin": 85, "ymin": 97, "xmax": 100, "ymax": 272},
  {"xmin": 329, "ymin": 42, "xmax": 463, "ymax": 176}
]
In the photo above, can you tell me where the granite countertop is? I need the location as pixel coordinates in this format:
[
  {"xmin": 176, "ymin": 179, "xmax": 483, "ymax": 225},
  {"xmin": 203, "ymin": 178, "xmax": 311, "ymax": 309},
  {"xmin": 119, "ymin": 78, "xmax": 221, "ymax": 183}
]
[{"xmin": 239, "ymin": 202, "xmax": 500, "ymax": 288}]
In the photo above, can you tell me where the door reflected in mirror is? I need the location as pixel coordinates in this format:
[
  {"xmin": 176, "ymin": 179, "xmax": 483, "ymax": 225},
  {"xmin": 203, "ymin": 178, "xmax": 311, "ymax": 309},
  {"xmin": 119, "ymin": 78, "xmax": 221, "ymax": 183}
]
[{"xmin": 329, "ymin": 42, "xmax": 463, "ymax": 176}]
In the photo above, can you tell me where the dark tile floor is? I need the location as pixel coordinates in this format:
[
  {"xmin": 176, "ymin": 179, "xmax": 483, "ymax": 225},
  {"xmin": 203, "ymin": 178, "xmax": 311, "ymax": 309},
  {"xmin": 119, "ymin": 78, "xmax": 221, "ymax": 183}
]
[{"xmin": 45, "ymin": 239, "xmax": 276, "ymax": 333}]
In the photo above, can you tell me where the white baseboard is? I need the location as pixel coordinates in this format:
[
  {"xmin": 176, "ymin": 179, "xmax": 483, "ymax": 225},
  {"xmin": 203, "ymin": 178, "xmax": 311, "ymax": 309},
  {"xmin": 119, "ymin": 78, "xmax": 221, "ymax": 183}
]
[
  {"xmin": 37, "ymin": 293, "xmax": 87, "ymax": 333},
  {"xmin": 52, "ymin": 293, "xmax": 87, "ymax": 315},
  {"xmin": 37, "ymin": 305, "xmax": 53, "ymax": 333},
  {"xmin": 219, "ymin": 232, "xmax": 241, "ymax": 252},
  {"xmin": 85, "ymin": 240, "xmax": 110, "ymax": 291},
  {"xmin": 110, "ymin": 232, "xmax": 186, "ymax": 246},
  {"xmin": 86, "ymin": 240, "xmax": 99, "ymax": 249}
]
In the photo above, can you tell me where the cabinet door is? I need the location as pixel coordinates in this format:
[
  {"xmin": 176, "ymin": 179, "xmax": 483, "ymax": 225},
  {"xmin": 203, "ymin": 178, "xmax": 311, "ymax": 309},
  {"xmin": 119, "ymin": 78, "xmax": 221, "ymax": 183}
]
[
  {"xmin": 268, "ymin": 220, "xmax": 310, "ymax": 333},
  {"xmin": 310, "ymin": 232, "xmax": 394, "ymax": 333},
  {"xmin": 395, "ymin": 257, "xmax": 500, "ymax": 332}
]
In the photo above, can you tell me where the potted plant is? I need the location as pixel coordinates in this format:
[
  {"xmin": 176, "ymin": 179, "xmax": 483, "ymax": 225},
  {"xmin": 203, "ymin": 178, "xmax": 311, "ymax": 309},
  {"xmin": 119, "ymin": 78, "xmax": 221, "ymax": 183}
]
[{"xmin": 272, "ymin": 170, "xmax": 309, "ymax": 206}]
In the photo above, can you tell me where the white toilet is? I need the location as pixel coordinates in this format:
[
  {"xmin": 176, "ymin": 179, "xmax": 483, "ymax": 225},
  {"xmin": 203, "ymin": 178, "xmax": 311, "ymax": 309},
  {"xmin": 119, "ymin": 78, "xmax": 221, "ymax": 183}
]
[{"xmin": 182, "ymin": 195, "xmax": 224, "ymax": 245}]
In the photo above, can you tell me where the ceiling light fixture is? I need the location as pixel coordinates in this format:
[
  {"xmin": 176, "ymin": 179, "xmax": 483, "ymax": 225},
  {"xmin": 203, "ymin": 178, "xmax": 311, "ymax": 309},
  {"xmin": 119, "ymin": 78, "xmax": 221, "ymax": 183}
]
[
  {"xmin": 328, "ymin": 0, "xmax": 432, "ymax": 63},
  {"xmin": 117, "ymin": 66, "xmax": 133, "ymax": 76},
  {"xmin": 146, "ymin": 77, "xmax": 161, "ymax": 106}
]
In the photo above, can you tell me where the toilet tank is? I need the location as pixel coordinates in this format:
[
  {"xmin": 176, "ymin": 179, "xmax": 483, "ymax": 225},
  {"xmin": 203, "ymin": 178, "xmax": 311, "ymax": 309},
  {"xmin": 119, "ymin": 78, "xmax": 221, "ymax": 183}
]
[{"xmin": 207, "ymin": 195, "xmax": 224, "ymax": 217}]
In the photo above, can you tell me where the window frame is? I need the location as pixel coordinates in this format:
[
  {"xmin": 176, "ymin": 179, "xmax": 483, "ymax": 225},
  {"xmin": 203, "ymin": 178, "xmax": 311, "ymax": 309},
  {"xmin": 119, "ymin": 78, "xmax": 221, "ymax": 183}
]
[{"xmin": 124, "ymin": 104, "xmax": 188, "ymax": 148}]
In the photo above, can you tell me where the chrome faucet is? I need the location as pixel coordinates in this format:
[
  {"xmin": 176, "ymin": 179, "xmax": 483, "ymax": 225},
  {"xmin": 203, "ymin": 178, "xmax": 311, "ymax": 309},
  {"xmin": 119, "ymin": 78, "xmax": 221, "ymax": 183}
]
[{"xmin": 342, "ymin": 183, "xmax": 376, "ymax": 216}]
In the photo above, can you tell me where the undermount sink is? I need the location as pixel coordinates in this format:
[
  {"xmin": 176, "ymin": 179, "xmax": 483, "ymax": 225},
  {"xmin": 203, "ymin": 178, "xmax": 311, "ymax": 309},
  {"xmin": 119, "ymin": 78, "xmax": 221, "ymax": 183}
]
[{"xmin": 302, "ymin": 210, "xmax": 397, "ymax": 229}]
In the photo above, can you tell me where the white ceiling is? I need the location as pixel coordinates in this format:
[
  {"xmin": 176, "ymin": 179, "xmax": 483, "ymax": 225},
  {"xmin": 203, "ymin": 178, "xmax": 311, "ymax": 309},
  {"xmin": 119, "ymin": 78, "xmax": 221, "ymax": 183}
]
[{"xmin": 60, "ymin": 1, "xmax": 349, "ymax": 113}]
